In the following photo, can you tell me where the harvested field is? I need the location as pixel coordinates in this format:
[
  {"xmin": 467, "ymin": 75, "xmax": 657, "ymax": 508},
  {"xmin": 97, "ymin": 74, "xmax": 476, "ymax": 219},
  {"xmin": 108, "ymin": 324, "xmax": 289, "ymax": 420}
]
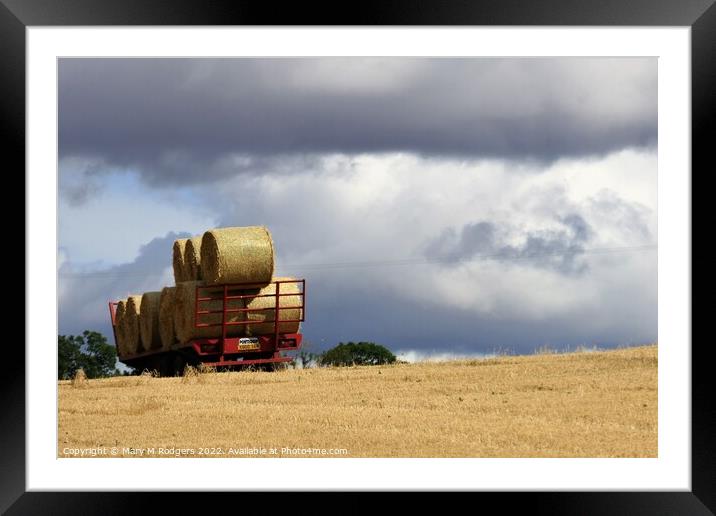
[{"xmin": 58, "ymin": 345, "xmax": 657, "ymax": 458}]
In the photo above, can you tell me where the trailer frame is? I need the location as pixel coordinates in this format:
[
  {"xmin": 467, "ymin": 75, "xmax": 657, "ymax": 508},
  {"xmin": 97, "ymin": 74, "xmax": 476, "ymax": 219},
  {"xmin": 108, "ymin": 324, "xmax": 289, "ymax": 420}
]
[{"xmin": 109, "ymin": 278, "xmax": 305, "ymax": 375}]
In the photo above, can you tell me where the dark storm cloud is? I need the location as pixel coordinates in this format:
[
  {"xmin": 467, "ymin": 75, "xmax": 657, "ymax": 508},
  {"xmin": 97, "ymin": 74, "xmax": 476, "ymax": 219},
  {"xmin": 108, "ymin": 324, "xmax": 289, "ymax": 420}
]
[
  {"xmin": 59, "ymin": 58, "xmax": 657, "ymax": 187},
  {"xmin": 424, "ymin": 214, "xmax": 592, "ymax": 275}
]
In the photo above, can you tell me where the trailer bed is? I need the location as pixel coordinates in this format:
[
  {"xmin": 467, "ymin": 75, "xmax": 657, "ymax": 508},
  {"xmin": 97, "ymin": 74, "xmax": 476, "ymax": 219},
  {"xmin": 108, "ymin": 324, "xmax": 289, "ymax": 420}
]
[{"xmin": 109, "ymin": 278, "xmax": 305, "ymax": 375}]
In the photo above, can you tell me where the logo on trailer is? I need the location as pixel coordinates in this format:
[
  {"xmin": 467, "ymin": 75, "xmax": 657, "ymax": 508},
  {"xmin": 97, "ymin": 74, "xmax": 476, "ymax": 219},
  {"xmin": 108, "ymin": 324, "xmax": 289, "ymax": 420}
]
[{"xmin": 238, "ymin": 337, "xmax": 261, "ymax": 350}]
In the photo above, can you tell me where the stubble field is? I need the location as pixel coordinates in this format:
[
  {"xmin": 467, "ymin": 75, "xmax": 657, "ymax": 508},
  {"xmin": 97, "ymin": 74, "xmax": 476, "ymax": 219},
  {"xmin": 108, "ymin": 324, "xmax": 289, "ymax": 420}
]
[{"xmin": 58, "ymin": 344, "xmax": 657, "ymax": 458}]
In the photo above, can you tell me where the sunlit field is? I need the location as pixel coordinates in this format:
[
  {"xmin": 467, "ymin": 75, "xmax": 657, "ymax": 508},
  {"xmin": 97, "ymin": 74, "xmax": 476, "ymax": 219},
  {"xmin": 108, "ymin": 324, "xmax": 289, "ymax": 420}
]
[{"xmin": 58, "ymin": 345, "xmax": 657, "ymax": 458}]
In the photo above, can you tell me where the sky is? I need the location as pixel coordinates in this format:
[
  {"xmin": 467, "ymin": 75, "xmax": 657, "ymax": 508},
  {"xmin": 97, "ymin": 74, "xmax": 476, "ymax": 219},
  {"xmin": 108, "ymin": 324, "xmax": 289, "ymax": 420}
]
[{"xmin": 58, "ymin": 57, "xmax": 657, "ymax": 358}]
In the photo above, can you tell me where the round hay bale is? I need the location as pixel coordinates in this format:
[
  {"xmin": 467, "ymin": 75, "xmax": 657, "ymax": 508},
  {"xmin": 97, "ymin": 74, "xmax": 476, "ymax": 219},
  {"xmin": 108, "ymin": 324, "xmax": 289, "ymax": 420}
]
[
  {"xmin": 243, "ymin": 277, "xmax": 303, "ymax": 336},
  {"xmin": 183, "ymin": 236, "xmax": 203, "ymax": 281},
  {"xmin": 173, "ymin": 238, "xmax": 189, "ymax": 284},
  {"xmin": 158, "ymin": 286, "xmax": 177, "ymax": 350},
  {"xmin": 123, "ymin": 295, "xmax": 144, "ymax": 354},
  {"xmin": 139, "ymin": 291, "xmax": 162, "ymax": 351},
  {"xmin": 173, "ymin": 281, "xmax": 247, "ymax": 344},
  {"xmin": 114, "ymin": 299, "xmax": 128, "ymax": 357},
  {"xmin": 200, "ymin": 226, "xmax": 275, "ymax": 286}
]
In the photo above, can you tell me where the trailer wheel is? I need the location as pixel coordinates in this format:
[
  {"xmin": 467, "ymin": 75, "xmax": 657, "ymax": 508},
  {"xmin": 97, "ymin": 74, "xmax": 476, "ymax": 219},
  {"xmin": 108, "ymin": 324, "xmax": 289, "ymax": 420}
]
[
  {"xmin": 261, "ymin": 362, "xmax": 288, "ymax": 372},
  {"xmin": 173, "ymin": 354, "xmax": 187, "ymax": 377},
  {"xmin": 158, "ymin": 355, "xmax": 175, "ymax": 378}
]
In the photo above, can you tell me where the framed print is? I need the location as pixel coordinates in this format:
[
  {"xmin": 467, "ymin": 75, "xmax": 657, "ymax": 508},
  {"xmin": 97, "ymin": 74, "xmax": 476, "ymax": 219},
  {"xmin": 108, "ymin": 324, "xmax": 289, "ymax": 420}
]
[{"xmin": 6, "ymin": 0, "xmax": 712, "ymax": 512}]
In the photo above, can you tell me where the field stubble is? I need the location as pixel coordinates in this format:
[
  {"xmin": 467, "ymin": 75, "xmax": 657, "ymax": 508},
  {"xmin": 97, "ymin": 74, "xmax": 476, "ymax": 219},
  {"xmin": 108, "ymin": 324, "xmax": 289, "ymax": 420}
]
[{"xmin": 58, "ymin": 345, "xmax": 657, "ymax": 457}]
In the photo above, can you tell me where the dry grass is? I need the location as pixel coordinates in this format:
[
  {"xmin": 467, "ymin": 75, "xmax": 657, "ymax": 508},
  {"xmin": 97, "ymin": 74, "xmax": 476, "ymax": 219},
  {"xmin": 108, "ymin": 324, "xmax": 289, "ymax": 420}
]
[
  {"xmin": 71, "ymin": 368, "xmax": 87, "ymax": 388},
  {"xmin": 181, "ymin": 364, "xmax": 217, "ymax": 384},
  {"xmin": 58, "ymin": 344, "xmax": 657, "ymax": 458}
]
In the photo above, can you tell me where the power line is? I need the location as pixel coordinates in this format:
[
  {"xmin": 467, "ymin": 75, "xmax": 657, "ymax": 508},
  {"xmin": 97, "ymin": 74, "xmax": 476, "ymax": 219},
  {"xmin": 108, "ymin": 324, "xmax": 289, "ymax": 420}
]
[
  {"xmin": 280, "ymin": 244, "xmax": 658, "ymax": 271},
  {"xmin": 57, "ymin": 243, "xmax": 657, "ymax": 278}
]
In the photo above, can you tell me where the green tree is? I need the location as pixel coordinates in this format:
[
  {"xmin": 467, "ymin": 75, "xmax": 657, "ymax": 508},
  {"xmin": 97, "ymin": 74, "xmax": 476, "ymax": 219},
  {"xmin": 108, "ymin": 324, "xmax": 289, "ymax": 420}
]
[
  {"xmin": 318, "ymin": 342, "xmax": 396, "ymax": 367},
  {"xmin": 58, "ymin": 331, "xmax": 119, "ymax": 379},
  {"xmin": 58, "ymin": 335, "xmax": 83, "ymax": 379}
]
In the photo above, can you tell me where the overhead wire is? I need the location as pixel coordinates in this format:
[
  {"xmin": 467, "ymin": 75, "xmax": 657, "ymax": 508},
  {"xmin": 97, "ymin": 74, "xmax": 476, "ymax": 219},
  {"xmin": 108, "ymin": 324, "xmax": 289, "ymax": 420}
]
[{"xmin": 57, "ymin": 243, "xmax": 657, "ymax": 278}]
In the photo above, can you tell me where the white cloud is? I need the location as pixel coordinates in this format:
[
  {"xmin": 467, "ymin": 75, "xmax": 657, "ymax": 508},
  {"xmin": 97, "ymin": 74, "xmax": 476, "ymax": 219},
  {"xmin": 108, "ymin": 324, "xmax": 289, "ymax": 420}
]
[
  {"xmin": 202, "ymin": 149, "xmax": 656, "ymax": 337},
  {"xmin": 58, "ymin": 149, "xmax": 657, "ymax": 349},
  {"xmin": 395, "ymin": 350, "xmax": 497, "ymax": 363}
]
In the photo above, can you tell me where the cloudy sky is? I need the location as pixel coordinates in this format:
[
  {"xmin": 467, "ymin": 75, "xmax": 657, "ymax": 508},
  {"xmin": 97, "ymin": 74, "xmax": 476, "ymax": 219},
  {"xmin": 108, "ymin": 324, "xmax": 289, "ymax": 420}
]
[{"xmin": 58, "ymin": 58, "xmax": 657, "ymax": 358}]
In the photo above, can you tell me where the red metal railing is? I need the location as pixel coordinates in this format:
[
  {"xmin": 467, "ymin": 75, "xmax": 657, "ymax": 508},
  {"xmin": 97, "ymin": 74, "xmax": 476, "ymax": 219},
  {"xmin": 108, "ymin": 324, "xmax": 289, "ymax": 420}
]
[
  {"xmin": 108, "ymin": 301, "xmax": 119, "ymax": 351},
  {"xmin": 108, "ymin": 279, "xmax": 305, "ymax": 363},
  {"xmin": 193, "ymin": 278, "xmax": 306, "ymax": 346}
]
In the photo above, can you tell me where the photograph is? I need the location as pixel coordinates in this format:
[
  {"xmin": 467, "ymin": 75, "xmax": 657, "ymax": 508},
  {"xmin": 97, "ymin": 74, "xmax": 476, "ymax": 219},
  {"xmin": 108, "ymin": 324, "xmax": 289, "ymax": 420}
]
[
  {"xmin": 5, "ymin": 0, "xmax": 707, "ymax": 508},
  {"xmin": 56, "ymin": 56, "xmax": 658, "ymax": 459}
]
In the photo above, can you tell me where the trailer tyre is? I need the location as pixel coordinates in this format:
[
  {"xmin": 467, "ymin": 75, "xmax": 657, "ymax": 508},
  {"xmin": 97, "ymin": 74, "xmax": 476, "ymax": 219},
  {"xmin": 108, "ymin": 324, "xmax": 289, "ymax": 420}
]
[
  {"xmin": 261, "ymin": 362, "xmax": 288, "ymax": 372},
  {"xmin": 158, "ymin": 354, "xmax": 174, "ymax": 378},
  {"xmin": 173, "ymin": 354, "xmax": 187, "ymax": 377}
]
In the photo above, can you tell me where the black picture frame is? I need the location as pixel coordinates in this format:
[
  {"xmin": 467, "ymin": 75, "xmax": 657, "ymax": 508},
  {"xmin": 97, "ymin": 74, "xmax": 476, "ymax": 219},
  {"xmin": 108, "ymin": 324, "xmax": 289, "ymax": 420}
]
[{"xmin": 5, "ymin": 0, "xmax": 711, "ymax": 513}]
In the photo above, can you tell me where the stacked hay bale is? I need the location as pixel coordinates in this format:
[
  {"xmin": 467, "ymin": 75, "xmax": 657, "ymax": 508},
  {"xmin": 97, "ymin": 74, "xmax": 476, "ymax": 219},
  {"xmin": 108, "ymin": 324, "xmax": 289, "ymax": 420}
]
[
  {"xmin": 172, "ymin": 238, "xmax": 189, "ymax": 283},
  {"xmin": 242, "ymin": 277, "xmax": 303, "ymax": 336},
  {"xmin": 183, "ymin": 236, "xmax": 203, "ymax": 281},
  {"xmin": 115, "ymin": 225, "xmax": 301, "ymax": 355},
  {"xmin": 173, "ymin": 281, "xmax": 247, "ymax": 343},
  {"xmin": 158, "ymin": 286, "xmax": 177, "ymax": 350},
  {"xmin": 122, "ymin": 295, "xmax": 144, "ymax": 355},
  {"xmin": 200, "ymin": 226, "xmax": 274, "ymax": 286},
  {"xmin": 139, "ymin": 291, "xmax": 162, "ymax": 351},
  {"xmin": 114, "ymin": 299, "xmax": 128, "ymax": 357}
]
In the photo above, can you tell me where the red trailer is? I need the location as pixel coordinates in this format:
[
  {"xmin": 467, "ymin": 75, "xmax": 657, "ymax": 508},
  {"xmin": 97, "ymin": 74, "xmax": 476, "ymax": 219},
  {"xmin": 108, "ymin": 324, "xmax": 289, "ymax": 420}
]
[{"xmin": 109, "ymin": 278, "xmax": 305, "ymax": 376}]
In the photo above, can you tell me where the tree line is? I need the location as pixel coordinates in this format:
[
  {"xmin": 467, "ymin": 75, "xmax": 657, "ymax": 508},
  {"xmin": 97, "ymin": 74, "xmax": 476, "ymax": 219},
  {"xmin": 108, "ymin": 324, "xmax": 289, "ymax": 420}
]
[
  {"xmin": 58, "ymin": 331, "xmax": 397, "ymax": 379},
  {"xmin": 295, "ymin": 342, "xmax": 397, "ymax": 368},
  {"xmin": 58, "ymin": 330, "xmax": 124, "ymax": 379}
]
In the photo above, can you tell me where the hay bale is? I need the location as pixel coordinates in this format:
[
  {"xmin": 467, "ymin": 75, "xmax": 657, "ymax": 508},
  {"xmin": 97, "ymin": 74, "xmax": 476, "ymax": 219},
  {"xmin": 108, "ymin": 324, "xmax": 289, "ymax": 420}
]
[
  {"xmin": 139, "ymin": 291, "xmax": 162, "ymax": 351},
  {"xmin": 173, "ymin": 239, "xmax": 189, "ymax": 284},
  {"xmin": 158, "ymin": 286, "xmax": 177, "ymax": 350},
  {"xmin": 123, "ymin": 295, "xmax": 144, "ymax": 354},
  {"xmin": 183, "ymin": 236, "xmax": 203, "ymax": 281},
  {"xmin": 173, "ymin": 281, "xmax": 247, "ymax": 344},
  {"xmin": 243, "ymin": 277, "xmax": 303, "ymax": 336},
  {"xmin": 114, "ymin": 299, "xmax": 128, "ymax": 357},
  {"xmin": 72, "ymin": 368, "xmax": 88, "ymax": 388},
  {"xmin": 200, "ymin": 226, "xmax": 274, "ymax": 286}
]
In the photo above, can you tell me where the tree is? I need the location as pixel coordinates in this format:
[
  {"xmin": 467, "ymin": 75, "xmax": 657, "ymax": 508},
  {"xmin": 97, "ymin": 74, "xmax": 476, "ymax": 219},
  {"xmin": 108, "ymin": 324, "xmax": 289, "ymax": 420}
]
[
  {"xmin": 318, "ymin": 342, "xmax": 396, "ymax": 367},
  {"xmin": 58, "ymin": 335, "xmax": 83, "ymax": 379},
  {"xmin": 58, "ymin": 331, "xmax": 119, "ymax": 379}
]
